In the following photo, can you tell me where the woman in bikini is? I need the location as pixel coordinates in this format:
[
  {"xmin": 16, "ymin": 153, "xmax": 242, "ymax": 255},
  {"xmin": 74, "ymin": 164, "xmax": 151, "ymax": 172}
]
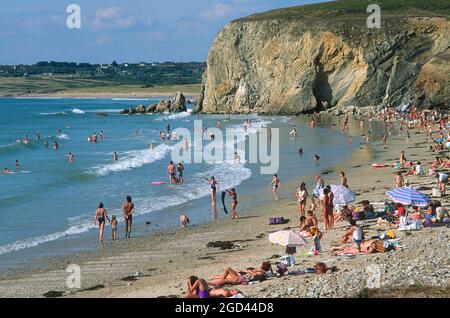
[
  {"xmin": 123, "ymin": 195, "xmax": 134, "ymax": 239},
  {"xmin": 94, "ymin": 203, "xmax": 110, "ymax": 242},
  {"xmin": 183, "ymin": 276, "xmax": 210, "ymax": 299},
  {"xmin": 271, "ymin": 174, "xmax": 281, "ymax": 201},
  {"xmin": 227, "ymin": 188, "xmax": 239, "ymax": 219},
  {"xmin": 206, "ymin": 176, "xmax": 218, "ymax": 205},
  {"xmin": 322, "ymin": 188, "xmax": 334, "ymax": 231},
  {"xmin": 296, "ymin": 182, "xmax": 308, "ymax": 217}
]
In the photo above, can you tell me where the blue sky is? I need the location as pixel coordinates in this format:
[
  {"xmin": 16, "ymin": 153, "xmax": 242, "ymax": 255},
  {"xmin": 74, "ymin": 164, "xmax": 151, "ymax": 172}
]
[{"xmin": 0, "ymin": 0, "xmax": 325, "ymax": 64}]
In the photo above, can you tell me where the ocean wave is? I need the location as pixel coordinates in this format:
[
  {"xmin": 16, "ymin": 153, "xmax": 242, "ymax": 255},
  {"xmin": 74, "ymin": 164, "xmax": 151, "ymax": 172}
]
[
  {"xmin": 90, "ymin": 143, "xmax": 173, "ymax": 177},
  {"xmin": 40, "ymin": 111, "xmax": 67, "ymax": 116},
  {"xmin": 86, "ymin": 109, "xmax": 123, "ymax": 113},
  {"xmin": 155, "ymin": 111, "xmax": 192, "ymax": 121},
  {"xmin": 0, "ymin": 118, "xmax": 269, "ymax": 256},
  {"xmin": 57, "ymin": 133, "xmax": 70, "ymax": 140},
  {"xmin": 71, "ymin": 108, "xmax": 85, "ymax": 114}
]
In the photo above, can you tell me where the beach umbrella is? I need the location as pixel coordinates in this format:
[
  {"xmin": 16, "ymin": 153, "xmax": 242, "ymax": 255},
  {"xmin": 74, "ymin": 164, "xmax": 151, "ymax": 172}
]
[
  {"xmin": 320, "ymin": 185, "xmax": 356, "ymax": 206},
  {"xmin": 269, "ymin": 230, "xmax": 307, "ymax": 247},
  {"xmin": 386, "ymin": 187, "xmax": 431, "ymax": 207}
]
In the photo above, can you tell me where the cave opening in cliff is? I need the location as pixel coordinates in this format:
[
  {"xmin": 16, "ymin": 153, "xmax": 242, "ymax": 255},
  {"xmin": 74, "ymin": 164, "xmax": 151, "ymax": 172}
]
[{"xmin": 312, "ymin": 65, "xmax": 333, "ymax": 112}]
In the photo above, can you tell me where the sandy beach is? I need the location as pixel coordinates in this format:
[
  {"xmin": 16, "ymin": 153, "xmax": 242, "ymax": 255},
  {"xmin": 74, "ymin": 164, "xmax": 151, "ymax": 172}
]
[{"xmin": 0, "ymin": 114, "xmax": 448, "ymax": 298}]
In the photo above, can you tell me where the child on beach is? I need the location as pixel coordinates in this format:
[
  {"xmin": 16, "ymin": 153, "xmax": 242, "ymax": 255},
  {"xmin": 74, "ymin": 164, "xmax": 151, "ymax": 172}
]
[{"xmin": 110, "ymin": 215, "xmax": 118, "ymax": 240}]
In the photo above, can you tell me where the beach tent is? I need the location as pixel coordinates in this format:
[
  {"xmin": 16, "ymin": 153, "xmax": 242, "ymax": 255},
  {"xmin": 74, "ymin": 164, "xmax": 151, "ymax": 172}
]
[
  {"xmin": 386, "ymin": 187, "xmax": 431, "ymax": 207},
  {"xmin": 269, "ymin": 230, "xmax": 307, "ymax": 247},
  {"xmin": 320, "ymin": 185, "xmax": 356, "ymax": 206}
]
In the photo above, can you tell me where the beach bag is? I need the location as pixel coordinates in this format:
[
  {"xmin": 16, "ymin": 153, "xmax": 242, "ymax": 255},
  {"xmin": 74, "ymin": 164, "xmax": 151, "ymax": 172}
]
[
  {"xmin": 269, "ymin": 217, "xmax": 285, "ymax": 225},
  {"xmin": 432, "ymin": 188, "xmax": 442, "ymax": 198}
]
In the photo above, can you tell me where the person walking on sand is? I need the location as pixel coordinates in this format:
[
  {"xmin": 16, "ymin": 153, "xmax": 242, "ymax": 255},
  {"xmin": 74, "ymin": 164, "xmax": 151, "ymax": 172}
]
[
  {"xmin": 123, "ymin": 196, "xmax": 134, "ymax": 239},
  {"xmin": 400, "ymin": 151, "xmax": 407, "ymax": 168},
  {"xmin": 226, "ymin": 189, "xmax": 239, "ymax": 220},
  {"xmin": 395, "ymin": 172, "xmax": 404, "ymax": 188},
  {"xmin": 340, "ymin": 172, "xmax": 348, "ymax": 188},
  {"xmin": 296, "ymin": 183, "xmax": 308, "ymax": 217},
  {"xmin": 271, "ymin": 174, "xmax": 282, "ymax": 201},
  {"xmin": 206, "ymin": 176, "xmax": 218, "ymax": 205},
  {"xmin": 94, "ymin": 203, "xmax": 110, "ymax": 242},
  {"xmin": 322, "ymin": 187, "xmax": 334, "ymax": 231}
]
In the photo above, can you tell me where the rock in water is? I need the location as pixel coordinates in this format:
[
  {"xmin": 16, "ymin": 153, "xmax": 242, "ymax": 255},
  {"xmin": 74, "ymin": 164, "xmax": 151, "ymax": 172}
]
[
  {"xmin": 196, "ymin": 2, "xmax": 449, "ymax": 114},
  {"xmin": 171, "ymin": 92, "xmax": 187, "ymax": 113},
  {"xmin": 155, "ymin": 100, "xmax": 172, "ymax": 113},
  {"xmin": 135, "ymin": 104, "xmax": 147, "ymax": 114}
]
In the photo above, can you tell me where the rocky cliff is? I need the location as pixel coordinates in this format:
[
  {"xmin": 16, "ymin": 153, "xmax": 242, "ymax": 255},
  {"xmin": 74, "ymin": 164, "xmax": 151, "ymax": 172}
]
[{"xmin": 195, "ymin": 0, "xmax": 449, "ymax": 114}]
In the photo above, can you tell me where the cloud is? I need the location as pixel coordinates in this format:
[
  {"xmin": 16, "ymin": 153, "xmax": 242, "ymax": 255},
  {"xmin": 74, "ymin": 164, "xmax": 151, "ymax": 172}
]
[
  {"xmin": 200, "ymin": 3, "xmax": 234, "ymax": 20},
  {"xmin": 91, "ymin": 6, "xmax": 135, "ymax": 31}
]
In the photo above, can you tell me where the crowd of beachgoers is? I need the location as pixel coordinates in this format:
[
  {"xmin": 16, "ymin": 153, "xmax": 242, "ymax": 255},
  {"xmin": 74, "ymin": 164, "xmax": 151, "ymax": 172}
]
[{"xmin": 181, "ymin": 106, "xmax": 450, "ymax": 299}]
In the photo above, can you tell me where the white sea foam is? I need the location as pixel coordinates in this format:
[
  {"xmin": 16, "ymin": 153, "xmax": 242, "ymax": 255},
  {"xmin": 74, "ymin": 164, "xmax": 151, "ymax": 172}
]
[
  {"xmin": 0, "ymin": 118, "xmax": 269, "ymax": 256},
  {"xmin": 155, "ymin": 111, "xmax": 191, "ymax": 121},
  {"xmin": 91, "ymin": 143, "xmax": 173, "ymax": 176},
  {"xmin": 57, "ymin": 133, "xmax": 70, "ymax": 140},
  {"xmin": 71, "ymin": 108, "xmax": 86, "ymax": 114}
]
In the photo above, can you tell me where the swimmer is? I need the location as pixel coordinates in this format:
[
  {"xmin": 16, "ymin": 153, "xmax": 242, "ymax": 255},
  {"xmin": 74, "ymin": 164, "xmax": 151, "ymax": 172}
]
[
  {"xmin": 68, "ymin": 152, "xmax": 75, "ymax": 163},
  {"xmin": 113, "ymin": 151, "xmax": 118, "ymax": 161},
  {"xmin": 314, "ymin": 154, "xmax": 320, "ymax": 162},
  {"xmin": 290, "ymin": 125, "xmax": 298, "ymax": 138},
  {"xmin": 299, "ymin": 148, "xmax": 303, "ymax": 156},
  {"xmin": 2, "ymin": 168, "xmax": 12, "ymax": 175},
  {"xmin": 15, "ymin": 160, "xmax": 20, "ymax": 170},
  {"xmin": 234, "ymin": 152, "xmax": 241, "ymax": 164},
  {"xmin": 53, "ymin": 141, "xmax": 59, "ymax": 150}
]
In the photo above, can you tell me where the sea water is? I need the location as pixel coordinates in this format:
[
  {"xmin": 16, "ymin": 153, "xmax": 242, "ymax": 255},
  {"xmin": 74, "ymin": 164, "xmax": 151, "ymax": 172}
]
[{"xmin": 0, "ymin": 98, "xmax": 363, "ymax": 271}]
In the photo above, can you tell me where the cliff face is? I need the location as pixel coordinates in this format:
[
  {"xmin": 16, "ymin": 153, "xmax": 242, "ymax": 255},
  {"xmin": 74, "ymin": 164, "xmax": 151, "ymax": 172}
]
[{"xmin": 196, "ymin": 5, "xmax": 449, "ymax": 114}]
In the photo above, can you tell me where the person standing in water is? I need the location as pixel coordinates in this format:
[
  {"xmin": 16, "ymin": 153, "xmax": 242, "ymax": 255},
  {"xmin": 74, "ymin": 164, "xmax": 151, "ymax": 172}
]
[
  {"xmin": 168, "ymin": 161, "xmax": 176, "ymax": 184},
  {"xmin": 113, "ymin": 151, "xmax": 118, "ymax": 161},
  {"xmin": 226, "ymin": 189, "xmax": 239, "ymax": 220},
  {"xmin": 290, "ymin": 125, "xmax": 298, "ymax": 138},
  {"xmin": 206, "ymin": 176, "xmax": 218, "ymax": 205},
  {"xmin": 271, "ymin": 174, "xmax": 282, "ymax": 201},
  {"xmin": 15, "ymin": 160, "xmax": 20, "ymax": 170},
  {"xmin": 94, "ymin": 203, "xmax": 110, "ymax": 242},
  {"xmin": 234, "ymin": 152, "xmax": 241, "ymax": 164},
  {"xmin": 177, "ymin": 162, "xmax": 184, "ymax": 183},
  {"xmin": 110, "ymin": 215, "xmax": 118, "ymax": 240},
  {"xmin": 68, "ymin": 152, "xmax": 75, "ymax": 163},
  {"xmin": 53, "ymin": 141, "xmax": 59, "ymax": 150},
  {"xmin": 123, "ymin": 196, "xmax": 134, "ymax": 239}
]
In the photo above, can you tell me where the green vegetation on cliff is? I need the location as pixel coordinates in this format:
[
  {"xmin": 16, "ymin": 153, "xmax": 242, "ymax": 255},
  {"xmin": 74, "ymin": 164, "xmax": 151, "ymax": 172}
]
[{"xmin": 239, "ymin": 0, "xmax": 450, "ymax": 21}]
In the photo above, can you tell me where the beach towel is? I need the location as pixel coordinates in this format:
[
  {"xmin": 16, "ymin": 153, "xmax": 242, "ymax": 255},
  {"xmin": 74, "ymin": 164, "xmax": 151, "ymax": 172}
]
[{"xmin": 221, "ymin": 191, "xmax": 228, "ymax": 214}]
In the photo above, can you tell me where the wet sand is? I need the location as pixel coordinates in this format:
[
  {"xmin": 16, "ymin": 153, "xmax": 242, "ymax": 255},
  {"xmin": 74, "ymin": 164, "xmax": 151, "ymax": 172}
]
[{"xmin": 0, "ymin": 116, "xmax": 449, "ymax": 298}]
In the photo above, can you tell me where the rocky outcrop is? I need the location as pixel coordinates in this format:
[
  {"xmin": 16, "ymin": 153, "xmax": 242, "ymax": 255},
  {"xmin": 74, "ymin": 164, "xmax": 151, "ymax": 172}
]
[
  {"xmin": 196, "ymin": 3, "xmax": 449, "ymax": 114},
  {"xmin": 121, "ymin": 92, "xmax": 187, "ymax": 114},
  {"xmin": 171, "ymin": 92, "xmax": 187, "ymax": 112}
]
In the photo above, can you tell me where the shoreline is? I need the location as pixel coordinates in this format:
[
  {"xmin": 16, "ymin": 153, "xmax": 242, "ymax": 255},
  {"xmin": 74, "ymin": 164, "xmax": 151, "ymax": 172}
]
[
  {"xmin": 0, "ymin": 115, "xmax": 449, "ymax": 298},
  {"xmin": 1, "ymin": 92, "xmax": 201, "ymax": 99}
]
